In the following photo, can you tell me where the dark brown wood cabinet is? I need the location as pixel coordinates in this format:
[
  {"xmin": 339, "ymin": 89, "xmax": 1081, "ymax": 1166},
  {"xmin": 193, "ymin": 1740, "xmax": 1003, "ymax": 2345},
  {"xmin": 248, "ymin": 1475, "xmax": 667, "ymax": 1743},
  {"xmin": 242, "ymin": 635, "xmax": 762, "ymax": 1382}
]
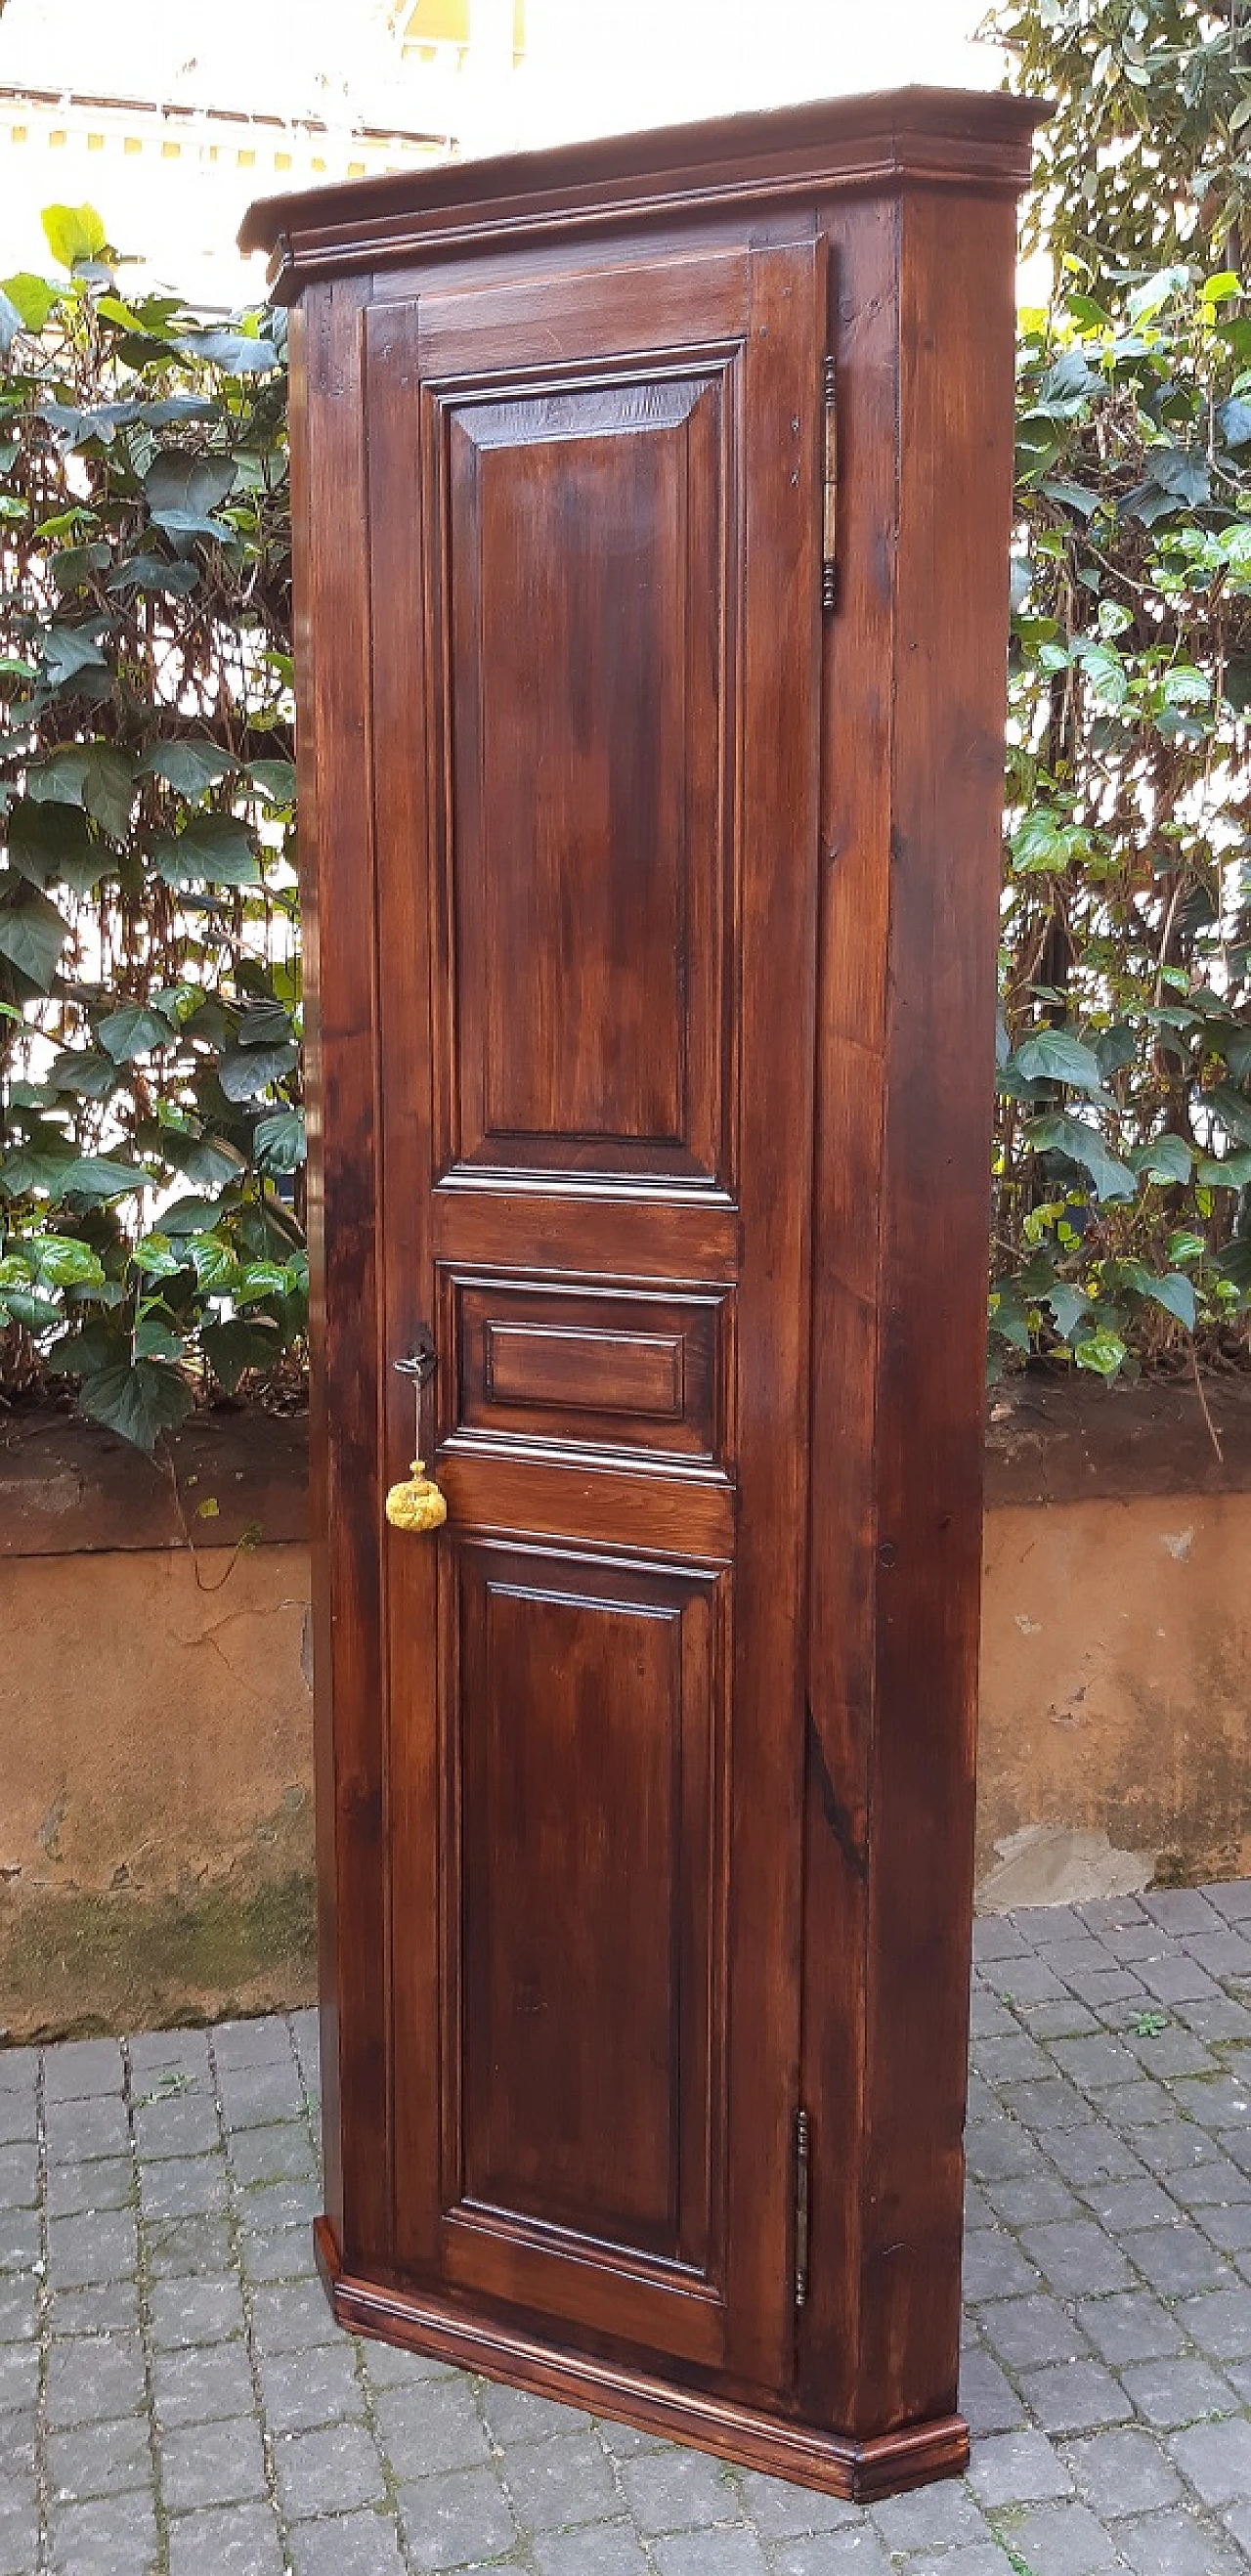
[{"xmin": 241, "ymin": 86, "xmax": 1042, "ymax": 2501}]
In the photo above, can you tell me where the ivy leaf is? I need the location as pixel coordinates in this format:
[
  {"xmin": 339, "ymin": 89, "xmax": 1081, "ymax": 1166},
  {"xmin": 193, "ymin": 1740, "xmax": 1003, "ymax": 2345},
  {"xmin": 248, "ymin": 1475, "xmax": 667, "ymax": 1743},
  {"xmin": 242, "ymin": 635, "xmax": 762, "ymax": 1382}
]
[
  {"xmin": 6, "ymin": 800, "xmax": 100, "ymax": 894},
  {"xmin": 1047, "ymin": 1284, "xmax": 1092, "ymax": 1338},
  {"xmin": 253, "ymin": 1109, "xmax": 306, "ymax": 1170},
  {"xmin": 2, "ymin": 270, "xmax": 56, "ymax": 330},
  {"xmin": 217, "ymin": 1040, "xmax": 298, "ymax": 1101},
  {"xmin": 107, "ymin": 555, "xmax": 201, "ymax": 598},
  {"xmin": 234, "ymin": 1259, "xmax": 290, "ymax": 1306},
  {"xmin": 138, "ymin": 741, "xmax": 235, "ymax": 798},
  {"xmin": 78, "ymin": 1357, "xmax": 193, "ymax": 1452},
  {"xmin": 97, "ymin": 1002, "xmax": 176, "ymax": 1062},
  {"xmin": 60, "ymin": 1155, "xmax": 154, "ymax": 1201},
  {"xmin": 236, "ymin": 999, "xmax": 294, "ymax": 1047},
  {"xmin": 246, "ymin": 760, "xmax": 296, "ymax": 807},
  {"xmin": 1130, "ymin": 1134, "xmax": 1194, "ymax": 1185},
  {"xmin": 1196, "ymin": 1149, "xmax": 1251, "ymax": 1187},
  {"xmin": 30, "ymin": 1235, "xmax": 106, "ymax": 1288},
  {"xmin": 1208, "ymin": 1084, "xmax": 1251, "ymax": 1148},
  {"xmin": 41, "ymin": 203, "xmax": 108, "ymax": 271},
  {"xmin": 1027, "ymin": 1113, "xmax": 1137, "ymax": 1201},
  {"xmin": 151, "ymin": 813, "xmax": 259, "ymax": 887},
  {"xmin": 201, "ymin": 1315, "xmax": 280, "ymax": 1394},
  {"xmin": 131, "ymin": 1232, "xmax": 186, "ymax": 1280},
  {"xmin": 133, "ymin": 1319, "xmax": 185, "ymax": 1362},
  {"xmin": 1145, "ymin": 1272, "xmax": 1197, "ymax": 1330},
  {"xmin": 42, "ymin": 625, "xmax": 108, "ymax": 689},
  {"xmin": 81, "ymin": 746, "xmax": 135, "ymax": 842},
  {"xmin": 45, "ymin": 1049, "xmax": 117, "ymax": 1099},
  {"xmin": 143, "ymin": 452, "xmax": 236, "ymax": 540},
  {"xmin": 1073, "ymin": 1324, "xmax": 1128, "ymax": 1376},
  {"xmin": 186, "ymin": 1234, "xmax": 238, "ymax": 1293},
  {"xmin": 181, "ymin": 328, "xmax": 280, "ymax": 373},
  {"xmin": 1014, "ymin": 1029, "xmax": 1106, "ymax": 1092},
  {"xmin": 0, "ymin": 886, "xmax": 69, "ymax": 989},
  {"xmin": 161, "ymin": 1129, "xmax": 248, "ymax": 1189}
]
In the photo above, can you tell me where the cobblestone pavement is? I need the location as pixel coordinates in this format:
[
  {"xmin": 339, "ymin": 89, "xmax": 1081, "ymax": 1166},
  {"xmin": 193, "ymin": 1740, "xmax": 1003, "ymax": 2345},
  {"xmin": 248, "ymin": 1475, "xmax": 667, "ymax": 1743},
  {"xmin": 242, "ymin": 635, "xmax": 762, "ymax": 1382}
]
[{"xmin": 1, "ymin": 1883, "xmax": 1250, "ymax": 2575}]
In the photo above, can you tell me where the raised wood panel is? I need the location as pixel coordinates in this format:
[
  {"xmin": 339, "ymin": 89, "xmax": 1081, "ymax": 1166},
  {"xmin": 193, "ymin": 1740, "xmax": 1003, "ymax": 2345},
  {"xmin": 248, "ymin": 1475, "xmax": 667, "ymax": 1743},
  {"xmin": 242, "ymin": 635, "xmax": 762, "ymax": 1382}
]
[
  {"xmin": 431, "ymin": 359, "xmax": 733, "ymax": 1184},
  {"xmin": 448, "ymin": 1274, "xmax": 729, "ymax": 1463},
  {"xmin": 447, "ymin": 1545, "xmax": 727, "ymax": 2288}
]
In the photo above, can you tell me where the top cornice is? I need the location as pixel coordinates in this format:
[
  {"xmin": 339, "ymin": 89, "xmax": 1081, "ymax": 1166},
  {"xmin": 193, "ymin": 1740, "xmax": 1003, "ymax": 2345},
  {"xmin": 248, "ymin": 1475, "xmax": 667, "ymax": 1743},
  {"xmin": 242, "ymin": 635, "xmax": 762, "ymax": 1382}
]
[{"xmin": 239, "ymin": 85, "xmax": 1049, "ymax": 303}]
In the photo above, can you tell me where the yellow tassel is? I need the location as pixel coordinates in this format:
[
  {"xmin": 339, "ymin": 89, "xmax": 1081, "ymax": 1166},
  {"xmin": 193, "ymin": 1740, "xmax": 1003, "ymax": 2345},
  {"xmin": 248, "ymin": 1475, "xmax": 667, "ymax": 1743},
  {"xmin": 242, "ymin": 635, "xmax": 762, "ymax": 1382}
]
[{"xmin": 384, "ymin": 1459, "xmax": 448, "ymax": 1533}]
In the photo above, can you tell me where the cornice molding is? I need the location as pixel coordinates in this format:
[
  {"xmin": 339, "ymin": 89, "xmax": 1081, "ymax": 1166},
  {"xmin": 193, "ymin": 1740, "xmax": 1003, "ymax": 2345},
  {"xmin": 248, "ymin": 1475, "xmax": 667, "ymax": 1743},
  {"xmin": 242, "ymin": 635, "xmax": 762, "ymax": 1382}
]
[{"xmin": 239, "ymin": 85, "xmax": 1049, "ymax": 301}]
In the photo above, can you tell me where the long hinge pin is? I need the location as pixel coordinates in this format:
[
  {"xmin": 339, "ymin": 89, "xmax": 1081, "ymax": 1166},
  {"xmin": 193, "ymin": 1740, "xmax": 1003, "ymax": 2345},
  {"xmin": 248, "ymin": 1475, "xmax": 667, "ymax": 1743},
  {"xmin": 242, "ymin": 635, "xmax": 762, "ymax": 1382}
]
[
  {"xmin": 821, "ymin": 356, "xmax": 838, "ymax": 614},
  {"xmin": 794, "ymin": 2107, "xmax": 811, "ymax": 2308}
]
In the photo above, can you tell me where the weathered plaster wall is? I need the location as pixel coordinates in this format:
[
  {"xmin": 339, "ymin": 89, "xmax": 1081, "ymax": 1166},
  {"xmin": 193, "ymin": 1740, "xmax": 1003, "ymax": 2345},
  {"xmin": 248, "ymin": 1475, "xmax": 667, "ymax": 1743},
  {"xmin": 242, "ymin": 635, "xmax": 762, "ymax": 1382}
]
[{"xmin": 1, "ymin": 1384, "xmax": 1247, "ymax": 2037}]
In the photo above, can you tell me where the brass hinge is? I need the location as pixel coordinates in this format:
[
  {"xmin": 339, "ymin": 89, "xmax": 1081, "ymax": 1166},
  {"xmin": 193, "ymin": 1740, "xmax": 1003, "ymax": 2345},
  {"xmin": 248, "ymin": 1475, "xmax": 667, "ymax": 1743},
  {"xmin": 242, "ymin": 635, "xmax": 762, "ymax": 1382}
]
[
  {"xmin": 821, "ymin": 356, "xmax": 838, "ymax": 615},
  {"xmin": 794, "ymin": 2107, "xmax": 811, "ymax": 2308}
]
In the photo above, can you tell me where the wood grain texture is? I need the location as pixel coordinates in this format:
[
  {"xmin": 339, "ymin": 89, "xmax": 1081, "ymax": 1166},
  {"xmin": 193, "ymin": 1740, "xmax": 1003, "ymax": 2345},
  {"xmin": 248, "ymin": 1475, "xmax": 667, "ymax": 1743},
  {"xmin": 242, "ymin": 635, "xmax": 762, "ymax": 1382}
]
[{"xmin": 277, "ymin": 96, "xmax": 1035, "ymax": 2496}]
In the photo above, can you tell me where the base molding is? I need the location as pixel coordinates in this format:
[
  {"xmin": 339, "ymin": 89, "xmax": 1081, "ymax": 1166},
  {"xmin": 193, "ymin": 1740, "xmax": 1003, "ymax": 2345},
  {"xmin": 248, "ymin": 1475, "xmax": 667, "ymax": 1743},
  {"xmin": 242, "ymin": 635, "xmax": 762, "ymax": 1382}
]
[{"xmin": 313, "ymin": 2219, "xmax": 969, "ymax": 2502}]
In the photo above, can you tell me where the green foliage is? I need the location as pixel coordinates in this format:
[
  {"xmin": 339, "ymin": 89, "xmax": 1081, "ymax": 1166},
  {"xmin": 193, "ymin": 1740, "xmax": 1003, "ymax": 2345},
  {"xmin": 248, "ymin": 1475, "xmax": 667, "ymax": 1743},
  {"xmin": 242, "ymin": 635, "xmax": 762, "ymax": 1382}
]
[
  {"xmin": 987, "ymin": 4, "xmax": 1251, "ymax": 1383},
  {"xmin": 0, "ymin": 208, "xmax": 302, "ymax": 1449}
]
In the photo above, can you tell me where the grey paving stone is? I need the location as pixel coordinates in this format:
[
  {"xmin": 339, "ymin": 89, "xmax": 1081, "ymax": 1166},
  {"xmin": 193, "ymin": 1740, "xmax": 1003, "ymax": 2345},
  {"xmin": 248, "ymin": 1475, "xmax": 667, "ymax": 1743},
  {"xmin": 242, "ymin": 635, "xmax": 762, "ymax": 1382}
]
[
  {"xmin": 1177, "ymin": 1992, "xmax": 1251, "ymax": 2043},
  {"xmin": 1136, "ymin": 1957, "xmax": 1222, "ymax": 2008},
  {"xmin": 1015, "ymin": 2358, "xmax": 1135, "ymax": 2435},
  {"xmin": 620, "ymin": 2445, "xmax": 741, "ymax": 2532},
  {"xmin": 984, "ymin": 2173, "xmax": 1087, "ymax": 2228},
  {"xmin": 363, "ymin": 2338, "xmax": 456, "ymax": 2391},
  {"xmin": 1192, "ymin": 2197, "xmax": 1251, "ymax": 2251},
  {"xmin": 0, "ymin": 2207, "xmax": 39, "ymax": 2273},
  {"xmin": 373, "ymin": 2375, "xmax": 490, "ymax": 2476},
  {"xmin": 46, "ymin": 2157, "xmax": 132, "ymax": 2219},
  {"xmin": 48, "ymin": 2412, "xmax": 152, "ymax": 2503},
  {"xmin": 869, "ymin": 2478, "xmax": 990, "ymax": 2553},
  {"xmin": 999, "ymin": 2078, "xmax": 1092, "ymax": 2133},
  {"xmin": 977, "ymin": 2032, "xmax": 1057, "ymax": 2085},
  {"xmin": 152, "ymin": 2336, "xmax": 254, "ymax": 2427},
  {"xmin": 1119, "ymin": 2356, "xmax": 1239, "ymax": 2426},
  {"xmin": 286, "ymin": 2510, "xmax": 409, "ymax": 2576},
  {"xmin": 1162, "ymin": 2155, "xmax": 1251, "ymax": 2209},
  {"xmin": 1018, "ymin": 2220, "xmax": 1135, "ymax": 2296},
  {"xmin": 980, "ymin": 2292, "xmax": 1092, "ymax": 2371},
  {"xmin": 653, "ymin": 2535, "xmax": 769, "ymax": 2576},
  {"xmin": 49, "ymin": 2281, "xmax": 140, "ymax": 2339},
  {"xmin": 216, "ymin": 2062, "xmax": 307, "ymax": 2129},
  {"xmin": 47, "ymin": 2207, "xmax": 138, "ymax": 2289},
  {"xmin": 146, "ymin": 2213, "xmax": 236, "ymax": 2279},
  {"xmin": 1120, "ymin": 2223, "xmax": 1231, "ymax": 2296},
  {"xmin": 736, "ymin": 2467, "xmax": 859, "ymax": 2536},
  {"xmin": 1043, "ymin": 2123, "xmax": 1145, "ymax": 2187},
  {"xmin": 1064, "ymin": 2425, "xmax": 1186, "ymax": 2515},
  {"xmin": 213, "ymin": 2019, "xmax": 297, "ymax": 2074},
  {"xmin": 1001, "ymin": 2499, "xmax": 1121, "ymax": 2572},
  {"xmin": 228, "ymin": 2121, "xmax": 316, "ymax": 2189},
  {"xmin": 1100, "ymin": 2080, "xmax": 1181, "ymax": 2131},
  {"xmin": 983, "ymin": 1956, "xmax": 1068, "ymax": 2006},
  {"xmin": 1207, "ymin": 1881, "xmax": 1251, "ymax": 1921},
  {"xmin": 275, "ymin": 2418, "xmax": 387, "ymax": 2518},
  {"xmin": 139, "ymin": 2153, "xmax": 229, "ymax": 2221},
  {"xmin": 1168, "ymin": 2411, "xmax": 1251, "ymax": 2506},
  {"xmin": 0, "ymin": 2335, "xmax": 37, "ymax": 2421},
  {"xmin": 0, "ymin": 2271, "xmax": 36, "ymax": 2341},
  {"xmin": 1174, "ymin": 2283, "xmax": 1251, "ymax": 2358},
  {"xmin": 236, "ymin": 2175, "xmax": 320, "ymax": 2237},
  {"xmin": 250, "ymin": 2278, "xmax": 340, "ymax": 2354},
  {"xmin": 241, "ymin": 2225, "xmax": 318, "ymax": 2284},
  {"xmin": 148, "ymin": 2275, "xmax": 247, "ymax": 2348},
  {"xmin": 0, "ymin": 2147, "xmax": 37, "ymax": 2209},
  {"xmin": 1073, "ymin": 2291, "xmax": 1185, "ymax": 2366},
  {"xmin": 260, "ymin": 2336, "xmax": 366, "ymax": 2434},
  {"xmin": 134, "ymin": 2095, "xmax": 222, "ymax": 2161},
  {"xmin": 501, "ymin": 2428, "xmax": 620, "ymax": 2528},
  {"xmin": 767, "ymin": 2534, "xmax": 893, "ymax": 2576},
  {"xmin": 1076, "ymin": 2177, "xmax": 1179, "ymax": 2233},
  {"xmin": 966, "ymin": 2428, "xmax": 1074, "ymax": 2508},
  {"xmin": 1223, "ymin": 2495, "xmax": 1251, "ymax": 2556},
  {"xmin": 0, "ymin": 2500, "xmax": 38, "ymax": 2576},
  {"xmin": 477, "ymin": 2380, "xmax": 589, "ymax": 2447},
  {"xmin": 1142, "ymin": 1892, "xmax": 1220, "ymax": 1935},
  {"xmin": 163, "ymin": 2413, "xmax": 269, "ymax": 2511},
  {"xmin": 129, "ymin": 2027, "xmax": 212, "ymax": 2078},
  {"xmin": 42, "ymin": 2038, "xmax": 123, "ymax": 2102},
  {"xmin": 1126, "ymin": 2030, "xmax": 1220, "ymax": 2081},
  {"xmin": 534, "ymin": 2528, "xmax": 652, "ymax": 2576},
  {"xmin": 1185, "ymin": 1930, "xmax": 1251, "ymax": 1979},
  {"xmin": 44, "ymin": 2095, "xmax": 128, "ymax": 2162},
  {"xmin": 168, "ymin": 2500, "xmax": 286, "ymax": 2576},
  {"xmin": 962, "ymin": 2228, "xmax": 1042, "ymax": 2302},
  {"xmin": 959, "ymin": 2344, "xmax": 1028, "ymax": 2435},
  {"xmin": 973, "ymin": 1918, "xmax": 1029, "ymax": 1961},
  {"xmin": 0, "ymin": 2095, "xmax": 36, "ymax": 2149},
  {"xmin": 1019, "ymin": 1999, "xmax": 1102, "ymax": 2041},
  {"xmin": 1048, "ymin": 2035, "xmax": 1141, "ymax": 2090},
  {"xmin": 397, "ymin": 2463, "xmax": 519, "ymax": 2569},
  {"xmin": 46, "ymin": 2330, "xmax": 147, "ymax": 2428},
  {"xmin": 965, "ymin": 2119, "xmax": 1039, "ymax": 2183},
  {"xmin": 49, "ymin": 2489, "xmax": 159, "ymax": 2576},
  {"xmin": 0, "ymin": 2048, "xmax": 39, "ymax": 2089},
  {"xmin": 1115, "ymin": 2507, "xmax": 1246, "ymax": 2575},
  {"xmin": 594, "ymin": 2414, "xmax": 669, "ymax": 2458}
]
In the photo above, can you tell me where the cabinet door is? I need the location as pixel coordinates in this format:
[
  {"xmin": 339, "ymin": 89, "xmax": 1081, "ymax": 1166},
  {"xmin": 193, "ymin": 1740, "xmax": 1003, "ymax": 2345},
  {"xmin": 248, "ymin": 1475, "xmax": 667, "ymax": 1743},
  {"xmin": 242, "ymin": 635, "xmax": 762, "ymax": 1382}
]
[{"xmin": 367, "ymin": 235, "xmax": 823, "ymax": 2399}]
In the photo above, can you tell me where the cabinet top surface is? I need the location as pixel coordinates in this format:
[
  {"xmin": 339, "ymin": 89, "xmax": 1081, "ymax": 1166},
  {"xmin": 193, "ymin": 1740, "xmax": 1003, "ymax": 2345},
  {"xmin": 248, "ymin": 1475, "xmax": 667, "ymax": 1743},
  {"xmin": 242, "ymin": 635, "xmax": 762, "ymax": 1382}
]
[{"xmin": 239, "ymin": 84, "xmax": 1047, "ymax": 299}]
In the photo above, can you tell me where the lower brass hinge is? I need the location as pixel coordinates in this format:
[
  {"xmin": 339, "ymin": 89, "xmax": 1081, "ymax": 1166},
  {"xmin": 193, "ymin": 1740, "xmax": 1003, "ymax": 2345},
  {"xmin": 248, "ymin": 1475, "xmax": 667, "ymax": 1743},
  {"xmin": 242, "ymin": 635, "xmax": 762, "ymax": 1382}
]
[
  {"xmin": 794, "ymin": 2107, "xmax": 811, "ymax": 2308},
  {"xmin": 821, "ymin": 355, "xmax": 838, "ymax": 614}
]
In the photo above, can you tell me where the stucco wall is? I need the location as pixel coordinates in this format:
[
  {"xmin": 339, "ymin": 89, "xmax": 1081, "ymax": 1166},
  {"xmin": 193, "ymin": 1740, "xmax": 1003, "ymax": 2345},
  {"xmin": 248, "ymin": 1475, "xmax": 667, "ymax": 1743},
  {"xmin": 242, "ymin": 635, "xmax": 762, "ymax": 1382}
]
[{"xmin": 2, "ymin": 1385, "xmax": 1248, "ymax": 2039}]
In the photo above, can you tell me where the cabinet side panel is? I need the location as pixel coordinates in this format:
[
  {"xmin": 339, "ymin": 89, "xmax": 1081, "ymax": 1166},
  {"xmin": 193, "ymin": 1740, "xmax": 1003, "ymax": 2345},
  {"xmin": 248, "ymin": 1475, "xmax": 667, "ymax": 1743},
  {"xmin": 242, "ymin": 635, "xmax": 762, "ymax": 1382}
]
[
  {"xmin": 859, "ymin": 183, "xmax": 1019, "ymax": 2427},
  {"xmin": 299, "ymin": 276, "xmax": 392, "ymax": 2271},
  {"xmin": 798, "ymin": 194, "xmax": 899, "ymax": 2431}
]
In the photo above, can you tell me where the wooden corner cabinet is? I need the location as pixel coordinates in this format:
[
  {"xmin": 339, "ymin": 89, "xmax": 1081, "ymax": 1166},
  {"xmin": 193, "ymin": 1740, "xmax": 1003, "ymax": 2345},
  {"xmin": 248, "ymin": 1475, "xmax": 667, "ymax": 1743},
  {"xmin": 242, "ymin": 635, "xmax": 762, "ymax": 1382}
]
[{"xmin": 241, "ymin": 86, "xmax": 1042, "ymax": 2502}]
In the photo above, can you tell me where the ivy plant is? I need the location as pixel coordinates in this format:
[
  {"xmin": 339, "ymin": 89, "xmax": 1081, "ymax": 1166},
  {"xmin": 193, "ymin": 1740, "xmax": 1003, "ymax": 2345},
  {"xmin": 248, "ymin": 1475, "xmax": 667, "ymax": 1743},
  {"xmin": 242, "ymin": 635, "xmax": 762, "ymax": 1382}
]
[{"xmin": 0, "ymin": 204, "xmax": 303, "ymax": 1449}]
